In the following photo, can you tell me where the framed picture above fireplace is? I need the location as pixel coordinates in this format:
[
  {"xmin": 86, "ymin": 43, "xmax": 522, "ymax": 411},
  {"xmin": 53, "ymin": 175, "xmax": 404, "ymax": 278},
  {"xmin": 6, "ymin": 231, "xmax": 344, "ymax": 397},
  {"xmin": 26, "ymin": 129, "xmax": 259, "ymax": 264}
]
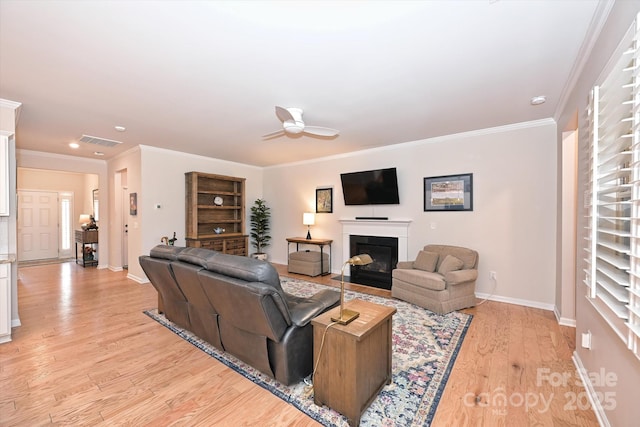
[{"xmin": 424, "ymin": 173, "xmax": 473, "ymax": 211}]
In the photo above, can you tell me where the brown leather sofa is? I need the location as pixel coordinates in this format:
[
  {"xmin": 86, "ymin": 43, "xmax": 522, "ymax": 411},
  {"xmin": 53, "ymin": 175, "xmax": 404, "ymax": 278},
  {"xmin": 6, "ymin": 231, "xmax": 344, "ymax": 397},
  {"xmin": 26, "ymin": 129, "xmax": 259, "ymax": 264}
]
[{"xmin": 139, "ymin": 245, "xmax": 340, "ymax": 385}]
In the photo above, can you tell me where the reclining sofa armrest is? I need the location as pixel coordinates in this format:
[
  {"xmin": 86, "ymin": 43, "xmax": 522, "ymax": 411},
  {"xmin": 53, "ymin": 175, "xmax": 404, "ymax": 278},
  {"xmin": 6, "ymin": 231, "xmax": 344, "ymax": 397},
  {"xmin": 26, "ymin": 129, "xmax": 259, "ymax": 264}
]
[
  {"xmin": 444, "ymin": 269, "xmax": 478, "ymax": 286},
  {"xmin": 288, "ymin": 289, "xmax": 340, "ymax": 327}
]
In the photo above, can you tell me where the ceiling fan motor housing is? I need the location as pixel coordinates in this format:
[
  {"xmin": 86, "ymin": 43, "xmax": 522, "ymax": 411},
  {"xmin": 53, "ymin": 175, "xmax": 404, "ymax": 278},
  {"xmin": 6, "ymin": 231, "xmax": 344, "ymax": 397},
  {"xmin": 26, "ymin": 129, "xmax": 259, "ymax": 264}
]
[{"xmin": 283, "ymin": 120, "xmax": 305, "ymax": 134}]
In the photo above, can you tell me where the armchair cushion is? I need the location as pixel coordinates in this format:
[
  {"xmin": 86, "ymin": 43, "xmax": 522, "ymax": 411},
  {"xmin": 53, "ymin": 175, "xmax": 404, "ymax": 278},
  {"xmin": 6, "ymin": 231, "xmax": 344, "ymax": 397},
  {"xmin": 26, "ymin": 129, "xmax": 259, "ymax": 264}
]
[
  {"xmin": 392, "ymin": 268, "xmax": 446, "ymax": 291},
  {"xmin": 414, "ymin": 250, "xmax": 439, "ymax": 272},
  {"xmin": 437, "ymin": 254, "xmax": 464, "ymax": 275}
]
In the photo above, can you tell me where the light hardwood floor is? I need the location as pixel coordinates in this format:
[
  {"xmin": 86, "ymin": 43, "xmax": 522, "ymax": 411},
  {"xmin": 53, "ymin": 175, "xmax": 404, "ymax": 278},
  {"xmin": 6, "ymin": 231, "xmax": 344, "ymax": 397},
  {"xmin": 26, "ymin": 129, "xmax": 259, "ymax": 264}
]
[{"xmin": 0, "ymin": 262, "xmax": 598, "ymax": 426}]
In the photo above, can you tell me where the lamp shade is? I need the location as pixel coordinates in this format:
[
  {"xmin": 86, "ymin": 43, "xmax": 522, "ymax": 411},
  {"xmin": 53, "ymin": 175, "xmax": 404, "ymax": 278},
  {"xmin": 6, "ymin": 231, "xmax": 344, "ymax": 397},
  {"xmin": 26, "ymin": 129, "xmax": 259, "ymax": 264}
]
[
  {"xmin": 79, "ymin": 214, "xmax": 91, "ymax": 226},
  {"xmin": 303, "ymin": 212, "xmax": 315, "ymax": 226}
]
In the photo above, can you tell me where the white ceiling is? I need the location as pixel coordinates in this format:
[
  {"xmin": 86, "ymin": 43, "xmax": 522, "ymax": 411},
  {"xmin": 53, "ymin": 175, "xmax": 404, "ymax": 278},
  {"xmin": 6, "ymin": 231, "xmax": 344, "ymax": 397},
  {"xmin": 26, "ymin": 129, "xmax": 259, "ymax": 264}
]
[{"xmin": 0, "ymin": 0, "xmax": 603, "ymax": 167}]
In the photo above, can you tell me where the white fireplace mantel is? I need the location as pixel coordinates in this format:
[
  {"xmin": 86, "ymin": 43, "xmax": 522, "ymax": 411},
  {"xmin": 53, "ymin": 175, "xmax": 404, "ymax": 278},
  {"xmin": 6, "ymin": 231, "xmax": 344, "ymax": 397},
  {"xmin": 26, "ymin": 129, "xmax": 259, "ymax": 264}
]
[{"xmin": 339, "ymin": 219, "xmax": 412, "ymax": 268}]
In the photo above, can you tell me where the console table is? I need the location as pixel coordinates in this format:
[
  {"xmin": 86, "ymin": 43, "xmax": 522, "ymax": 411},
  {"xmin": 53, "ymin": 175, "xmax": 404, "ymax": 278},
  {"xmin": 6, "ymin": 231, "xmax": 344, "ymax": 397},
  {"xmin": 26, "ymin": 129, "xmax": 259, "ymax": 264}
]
[
  {"xmin": 311, "ymin": 299, "xmax": 396, "ymax": 426},
  {"xmin": 75, "ymin": 229, "xmax": 98, "ymax": 267},
  {"xmin": 286, "ymin": 237, "xmax": 332, "ymax": 276}
]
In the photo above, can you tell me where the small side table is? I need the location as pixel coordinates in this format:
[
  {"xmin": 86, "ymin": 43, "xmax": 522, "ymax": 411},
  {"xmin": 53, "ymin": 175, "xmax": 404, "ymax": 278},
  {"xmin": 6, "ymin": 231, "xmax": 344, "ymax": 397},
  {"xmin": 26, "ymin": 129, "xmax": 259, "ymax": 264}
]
[
  {"xmin": 311, "ymin": 299, "xmax": 396, "ymax": 426},
  {"xmin": 286, "ymin": 237, "xmax": 332, "ymax": 275},
  {"xmin": 75, "ymin": 229, "xmax": 98, "ymax": 267}
]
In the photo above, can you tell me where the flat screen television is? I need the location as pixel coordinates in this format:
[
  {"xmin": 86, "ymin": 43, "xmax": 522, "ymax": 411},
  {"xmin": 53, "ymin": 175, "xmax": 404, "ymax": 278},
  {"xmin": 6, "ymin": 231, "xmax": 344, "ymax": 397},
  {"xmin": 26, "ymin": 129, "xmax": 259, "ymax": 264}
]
[{"xmin": 340, "ymin": 167, "xmax": 400, "ymax": 205}]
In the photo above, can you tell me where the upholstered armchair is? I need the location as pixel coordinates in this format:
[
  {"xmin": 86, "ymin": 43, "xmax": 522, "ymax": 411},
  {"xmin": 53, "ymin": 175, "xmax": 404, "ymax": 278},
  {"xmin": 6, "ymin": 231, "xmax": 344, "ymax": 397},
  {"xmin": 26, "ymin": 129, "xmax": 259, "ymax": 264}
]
[{"xmin": 391, "ymin": 244, "xmax": 478, "ymax": 314}]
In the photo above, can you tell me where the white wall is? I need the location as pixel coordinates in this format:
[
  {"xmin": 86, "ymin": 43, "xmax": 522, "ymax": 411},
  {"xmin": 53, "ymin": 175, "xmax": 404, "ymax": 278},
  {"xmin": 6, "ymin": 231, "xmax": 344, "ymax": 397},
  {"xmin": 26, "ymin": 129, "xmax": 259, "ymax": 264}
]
[
  {"xmin": 555, "ymin": 2, "xmax": 640, "ymax": 426},
  {"xmin": 107, "ymin": 146, "xmax": 141, "ymax": 275},
  {"xmin": 265, "ymin": 119, "xmax": 557, "ymax": 307},
  {"xmin": 128, "ymin": 145, "xmax": 263, "ymax": 282}
]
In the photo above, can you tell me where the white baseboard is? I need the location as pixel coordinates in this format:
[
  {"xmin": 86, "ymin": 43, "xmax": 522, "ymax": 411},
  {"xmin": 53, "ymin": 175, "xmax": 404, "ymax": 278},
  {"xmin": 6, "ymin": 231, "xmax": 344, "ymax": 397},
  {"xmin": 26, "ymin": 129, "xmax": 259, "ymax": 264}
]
[
  {"xmin": 474, "ymin": 292, "xmax": 555, "ymax": 311},
  {"xmin": 108, "ymin": 265, "xmax": 123, "ymax": 272},
  {"xmin": 11, "ymin": 317, "xmax": 21, "ymax": 328},
  {"xmin": 553, "ymin": 306, "xmax": 576, "ymax": 327},
  {"xmin": 572, "ymin": 351, "xmax": 609, "ymax": 427},
  {"xmin": 127, "ymin": 273, "xmax": 148, "ymax": 284}
]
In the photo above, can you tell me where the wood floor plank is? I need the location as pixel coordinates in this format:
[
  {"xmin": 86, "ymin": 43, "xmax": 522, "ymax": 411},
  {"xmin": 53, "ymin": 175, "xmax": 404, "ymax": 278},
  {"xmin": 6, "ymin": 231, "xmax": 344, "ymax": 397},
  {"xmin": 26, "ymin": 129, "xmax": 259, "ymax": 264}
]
[{"xmin": 0, "ymin": 261, "xmax": 599, "ymax": 426}]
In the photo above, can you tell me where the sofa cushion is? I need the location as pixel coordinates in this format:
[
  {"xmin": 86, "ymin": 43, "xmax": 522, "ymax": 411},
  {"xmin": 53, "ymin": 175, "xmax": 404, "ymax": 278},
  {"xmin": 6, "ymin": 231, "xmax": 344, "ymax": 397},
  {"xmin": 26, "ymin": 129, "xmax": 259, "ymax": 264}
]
[
  {"xmin": 392, "ymin": 268, "xmax": 446, "ymax": 291},
  {"xmin": 414, "ymin": 250, "xmax": 438, "ymax": 272},
  {"xmin": 204, "ymin": 253, "xmax": 282, "ymax": 290},
  {"xmin": 438, "ymin": 254, "xmax": 464, "ymax": 275},
  {"xmin": 149, "ymin": 244, "xmax": 185, "ymax": 260},
  {"xmin": 177, "ymin": 247, "xmax": 219, "ymax": 267}
]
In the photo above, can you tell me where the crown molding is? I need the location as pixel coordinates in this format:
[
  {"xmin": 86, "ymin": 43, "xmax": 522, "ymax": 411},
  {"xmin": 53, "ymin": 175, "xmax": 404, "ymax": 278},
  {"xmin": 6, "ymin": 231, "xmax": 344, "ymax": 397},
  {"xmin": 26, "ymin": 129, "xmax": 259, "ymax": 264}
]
[{"xmin": 554, "ymin": 0, "xmax": 615, "ymax": 121}]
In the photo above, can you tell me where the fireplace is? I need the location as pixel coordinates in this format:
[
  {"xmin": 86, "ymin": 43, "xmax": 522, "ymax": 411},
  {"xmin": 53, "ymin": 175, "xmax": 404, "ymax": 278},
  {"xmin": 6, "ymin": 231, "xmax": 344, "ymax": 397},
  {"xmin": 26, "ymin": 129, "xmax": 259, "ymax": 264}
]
[{"xmin": 349, "ymin": 235, "xmax": 398, "ymax": 290}]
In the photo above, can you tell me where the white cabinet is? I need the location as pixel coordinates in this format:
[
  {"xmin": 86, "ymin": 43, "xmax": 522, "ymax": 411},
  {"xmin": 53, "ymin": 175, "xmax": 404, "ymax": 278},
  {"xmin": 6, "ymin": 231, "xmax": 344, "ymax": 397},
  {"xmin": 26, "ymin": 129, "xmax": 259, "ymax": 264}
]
[
  {"xmin": 0, "ymin": 134, "xmax": 8, "ymax": 216},
  {"xmin": 0, "ymin": 263, "xmax": 10, "ymax": 343}
]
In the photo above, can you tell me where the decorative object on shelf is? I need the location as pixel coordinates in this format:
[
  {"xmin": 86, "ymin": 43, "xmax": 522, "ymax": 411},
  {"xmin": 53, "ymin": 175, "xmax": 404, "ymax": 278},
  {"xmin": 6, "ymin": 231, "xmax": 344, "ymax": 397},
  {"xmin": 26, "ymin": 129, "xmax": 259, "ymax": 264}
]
[
  {"xmin": 423, "ymin": 173, "xmax": 473, "ymax": 211},
  {"xmin": 87, "ymin": 215, "xmax": 98, "ymax": 230},
  {"xmin": 213, "ymin": 227, "xmax": 225, "ymax": 234},
  {"xmin": 129, "ymin": 192, "xmax": 138, "ymax": 215},
  {"xmin": 250, "ymin": 198, "xmax": 271, "ymax": 259},
  {"xmin": 168, "ymin": 232, "xmax": 177, "ymax": 245},
  {"xmin": 83, "ymin": 246, "xmax": 96, "ymax": 260},
  {"xmin": 160, "ymin": 236, "xmax": 169, "ymax": 245},
  {"xmin": 331, "ymin": 254, "xmax": 373, "ymax": 325},
  {"xmin": 213, "ymin": 196, "xmax": 223, "ymax": 206},
  {"xmin": 316, "ymin": 187, "xmax": 333, "ymax": 213},
  {"xmin": 303, "ymin": 212, "xmax": 315, "ymax": 240}
]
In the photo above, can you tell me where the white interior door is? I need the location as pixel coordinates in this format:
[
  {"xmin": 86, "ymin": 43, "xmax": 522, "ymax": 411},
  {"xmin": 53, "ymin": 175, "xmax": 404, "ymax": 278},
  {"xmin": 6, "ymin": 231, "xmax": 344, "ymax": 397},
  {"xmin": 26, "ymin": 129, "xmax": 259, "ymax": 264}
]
[{"xmin": 18, "ymin": 190, "xmax": 59, "ymax": 261}]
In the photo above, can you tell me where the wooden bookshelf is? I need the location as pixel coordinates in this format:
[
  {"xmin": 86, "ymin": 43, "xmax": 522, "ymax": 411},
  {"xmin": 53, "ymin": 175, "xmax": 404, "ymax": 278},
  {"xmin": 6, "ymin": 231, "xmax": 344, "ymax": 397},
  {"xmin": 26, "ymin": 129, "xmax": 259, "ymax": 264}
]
[{"xmin": 185, "ymin": 172, "xmax": 248, "ymax": 256}]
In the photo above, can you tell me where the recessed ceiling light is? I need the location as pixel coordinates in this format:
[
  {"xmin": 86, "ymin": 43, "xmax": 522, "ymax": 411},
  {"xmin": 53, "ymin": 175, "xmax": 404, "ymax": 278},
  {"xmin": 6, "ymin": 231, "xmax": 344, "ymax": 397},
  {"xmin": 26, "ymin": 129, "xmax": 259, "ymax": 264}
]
[
  {"xmin": 69, "ymin": 142, "xmax": 79, "ymax": 149},
  {"xmin": 93, "ymin": 151, "xmax": 105, "ymax": 156},
  {"xmin": 530, "ymin": 96, "xmax": 546, "ymax": 105},
  {"xmin": 114, "ymin": 125, "xmax": 126, "ymax": 132}
]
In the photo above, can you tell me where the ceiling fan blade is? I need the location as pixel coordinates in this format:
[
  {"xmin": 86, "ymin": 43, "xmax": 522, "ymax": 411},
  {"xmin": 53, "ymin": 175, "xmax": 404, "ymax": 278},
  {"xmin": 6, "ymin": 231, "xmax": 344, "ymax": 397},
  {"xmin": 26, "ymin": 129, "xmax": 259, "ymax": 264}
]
[
  {"xmin": 275, "ymin": 106, "xmax": 294, "ymax": 123},
  {"xmin": 262, "ymin": 129, "xmax": 286, "ymax": 138},
  {"xmin": 304, "ymin": 126, "xmax": 340, "ymax": 137}
]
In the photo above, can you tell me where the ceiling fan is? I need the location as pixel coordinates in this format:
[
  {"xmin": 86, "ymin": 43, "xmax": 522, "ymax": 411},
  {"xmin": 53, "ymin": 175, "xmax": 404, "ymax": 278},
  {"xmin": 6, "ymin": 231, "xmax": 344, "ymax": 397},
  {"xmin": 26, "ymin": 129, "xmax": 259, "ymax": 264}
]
[{"xmin": 263, "ymin": 106, "xmax": 340, "ymax": 138}]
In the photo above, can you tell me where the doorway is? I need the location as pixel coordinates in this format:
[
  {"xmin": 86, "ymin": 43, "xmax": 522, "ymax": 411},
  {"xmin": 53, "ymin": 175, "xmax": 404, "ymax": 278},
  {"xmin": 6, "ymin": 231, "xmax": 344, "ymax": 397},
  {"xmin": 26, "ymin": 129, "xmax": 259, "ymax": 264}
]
[{"xmin": 115, "ymin": 169, "xmax": 128, "ymax": 270}]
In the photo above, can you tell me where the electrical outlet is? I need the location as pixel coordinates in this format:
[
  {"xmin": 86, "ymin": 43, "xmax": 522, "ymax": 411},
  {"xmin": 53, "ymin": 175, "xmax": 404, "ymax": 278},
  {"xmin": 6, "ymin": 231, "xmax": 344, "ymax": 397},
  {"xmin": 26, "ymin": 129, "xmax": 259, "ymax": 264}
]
[{"xmin": 490, "ymin": 271, "xmax": 497, "ymax": 280}]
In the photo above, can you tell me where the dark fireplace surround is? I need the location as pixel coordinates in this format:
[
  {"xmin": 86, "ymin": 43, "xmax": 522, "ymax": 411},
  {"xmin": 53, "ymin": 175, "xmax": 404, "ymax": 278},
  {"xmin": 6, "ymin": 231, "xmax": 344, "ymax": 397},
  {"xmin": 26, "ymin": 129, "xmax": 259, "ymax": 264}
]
[{"xmin": 349, "ymin": 235, "xmax": 399, "ymax": 290}]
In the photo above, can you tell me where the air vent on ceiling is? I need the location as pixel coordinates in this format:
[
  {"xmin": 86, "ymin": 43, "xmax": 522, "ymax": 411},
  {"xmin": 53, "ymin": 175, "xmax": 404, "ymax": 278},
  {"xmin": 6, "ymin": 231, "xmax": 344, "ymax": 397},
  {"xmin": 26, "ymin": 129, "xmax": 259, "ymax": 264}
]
[{"xmin": 79, "ymin": 134, "xmax": 123, "ymax": 148}]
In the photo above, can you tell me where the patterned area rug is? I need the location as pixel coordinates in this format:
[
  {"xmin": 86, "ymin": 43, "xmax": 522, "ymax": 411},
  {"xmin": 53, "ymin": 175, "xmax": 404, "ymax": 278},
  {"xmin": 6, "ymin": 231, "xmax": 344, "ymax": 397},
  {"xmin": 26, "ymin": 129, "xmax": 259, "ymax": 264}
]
[{"xmin": 144, "ymin": 277, "xmax": 472, "ymax": 426}]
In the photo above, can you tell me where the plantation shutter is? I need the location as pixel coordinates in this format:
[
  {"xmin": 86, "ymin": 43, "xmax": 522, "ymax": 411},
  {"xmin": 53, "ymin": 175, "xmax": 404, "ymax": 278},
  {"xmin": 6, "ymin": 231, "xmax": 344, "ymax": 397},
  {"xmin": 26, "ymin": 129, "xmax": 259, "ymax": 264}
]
[{"xmin": 585, "ymin": 14, "xmax": 640, "ymax": 359}]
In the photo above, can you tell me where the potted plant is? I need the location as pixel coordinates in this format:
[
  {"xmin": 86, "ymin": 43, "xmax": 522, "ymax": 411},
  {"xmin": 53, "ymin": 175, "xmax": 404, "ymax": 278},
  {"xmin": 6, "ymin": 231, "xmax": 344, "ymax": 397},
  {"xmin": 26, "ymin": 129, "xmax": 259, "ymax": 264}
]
[{"xmin": 250, "ymin": 198, "xmax": 271, "ymax": 260}]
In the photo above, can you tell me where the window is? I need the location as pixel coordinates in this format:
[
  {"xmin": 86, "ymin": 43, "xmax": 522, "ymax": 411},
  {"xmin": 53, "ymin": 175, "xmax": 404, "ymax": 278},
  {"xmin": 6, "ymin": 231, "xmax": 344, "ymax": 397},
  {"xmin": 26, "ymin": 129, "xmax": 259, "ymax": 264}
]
[
  {"xmin": 59, "ymin": 192, "xmax": 73, "ymax": 258},
  {"xmin": 585, "ymin": 14, "xmax": 639, "ymax": 359}
]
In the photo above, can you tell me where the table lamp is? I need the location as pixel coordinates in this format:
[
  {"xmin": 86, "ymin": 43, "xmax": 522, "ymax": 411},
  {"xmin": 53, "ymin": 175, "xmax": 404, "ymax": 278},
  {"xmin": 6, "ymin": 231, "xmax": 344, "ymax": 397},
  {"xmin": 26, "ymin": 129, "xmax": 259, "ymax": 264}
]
[
  {"xmin": 79, "ymin": 214, "xmax": 91, "ymax": 230},
  {"xmin": 331, "ymin": 254, "xmax": 373, "ymax": 325},
  {"xmin": 303, "ymin": 212, "xmax": 315, "ymax": 240}
]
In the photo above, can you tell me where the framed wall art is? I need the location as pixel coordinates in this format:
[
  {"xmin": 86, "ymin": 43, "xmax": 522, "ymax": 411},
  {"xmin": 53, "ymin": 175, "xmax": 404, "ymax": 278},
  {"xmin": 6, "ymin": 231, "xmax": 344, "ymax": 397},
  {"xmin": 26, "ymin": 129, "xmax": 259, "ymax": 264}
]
[
  {"xmin": 316, "ymin": 187, "xmax": 333, "ymax": 213},
  {"xmin": 129, "ymin": 192, "xmax": 138, "ymax": 216},
  {"xmin": 424, "ymin": 173, "xmax": 473, "ymax": 211}
]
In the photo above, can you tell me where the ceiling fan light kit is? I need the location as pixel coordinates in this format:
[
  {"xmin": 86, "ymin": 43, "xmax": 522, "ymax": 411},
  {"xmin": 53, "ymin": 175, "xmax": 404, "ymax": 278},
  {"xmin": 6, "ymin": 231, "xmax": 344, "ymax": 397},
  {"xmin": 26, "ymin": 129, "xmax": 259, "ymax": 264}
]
[{"xmin": 263, "ymin": 106, "xmax": 339, "ymax": 138}]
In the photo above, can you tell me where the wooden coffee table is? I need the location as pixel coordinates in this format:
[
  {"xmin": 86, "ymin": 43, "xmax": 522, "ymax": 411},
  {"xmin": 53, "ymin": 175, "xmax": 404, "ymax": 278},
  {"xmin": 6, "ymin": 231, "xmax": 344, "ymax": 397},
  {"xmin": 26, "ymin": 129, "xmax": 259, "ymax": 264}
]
[{"xmin": 311, "ymin": 299, "xmax": 396, "ymax": 426}]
